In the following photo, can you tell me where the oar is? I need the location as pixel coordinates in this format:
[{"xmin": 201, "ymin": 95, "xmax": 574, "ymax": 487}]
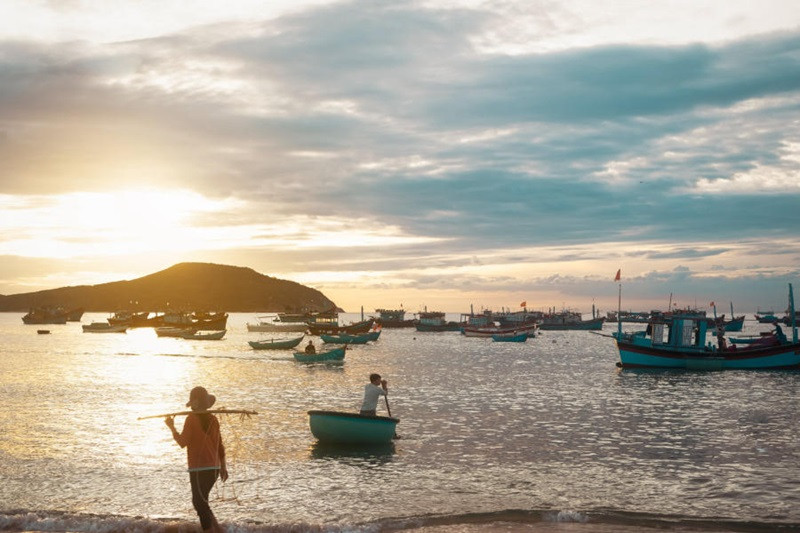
[{"xmin": 384, "ymin": 393, "xmax": 400, "ymax": 439}]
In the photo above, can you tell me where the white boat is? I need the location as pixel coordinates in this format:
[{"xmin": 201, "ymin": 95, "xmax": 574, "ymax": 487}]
[
  {"xmin": 155, "ymin": 327, "xmax": 197, "ymax": 337},
  {"xmin": 82, "ymin": 322, "xmax": 128, "ymax": 333},
  {"xmin": 181, "ymin": 329, "xmax": 226, "ymax": 340},
  {"xmin": 246, "ymin": 320, "xmax": 308, "ymax": 333}
]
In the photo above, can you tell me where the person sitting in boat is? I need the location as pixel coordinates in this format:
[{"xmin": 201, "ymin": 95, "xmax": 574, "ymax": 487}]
[
  {"xmin": 304, "ymin": 340, "xmax": 316, "ymax": 354},
  {"xmin": 360, "ymin": 373, "xmax": 388, "ymax": 416}
]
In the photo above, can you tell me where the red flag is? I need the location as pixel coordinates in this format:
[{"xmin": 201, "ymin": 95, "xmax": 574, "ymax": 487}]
[
  {"xmin": 520, "ymin": 301, "xmax": 526, "ymax": 307},
  {"xmin": 614, "ymin": 269, "xmax": 621, "ymax": 282},
  {"xmin": 709, "ymin": 302, "xmax": 715, "ymax": 307}
]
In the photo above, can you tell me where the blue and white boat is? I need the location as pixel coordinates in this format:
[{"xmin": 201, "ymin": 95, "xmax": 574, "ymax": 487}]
[
  {"xmin": 308, "ymin": 410, "xmax": 399, "ymax": 444},
  {"xmin": 615, "ymin": 284, "xmax": 800, "ymax": 370}
]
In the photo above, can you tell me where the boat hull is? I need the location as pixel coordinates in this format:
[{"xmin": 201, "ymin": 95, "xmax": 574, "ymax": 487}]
[
  {"xmin": 538, "ymin": 317, "xmax": 605, "ymax": 331},
  {"xmin": 293, "ymin": 346, "xmax": 346, "ymax": 363},
  {"xmin": 247, "ymin": 322, "xmax": 308, "ymax": 333},
  {"xmin": 320, "ymin": 331, "xmax": 380, "ymax": 344},
  {"xmin": 248, "ymin": 336, "xmax": 304, "ymax": 350},
  {"xmin": 492, "ymin": 332, "xmax": 528, "ymax": 342},
  {"xmin": 617, "ymin": 341, "xmax": 800, "ymax": 370},
  {"xmin": 308, "ymin": 410, "xmax": 398, "ymax": 444}
]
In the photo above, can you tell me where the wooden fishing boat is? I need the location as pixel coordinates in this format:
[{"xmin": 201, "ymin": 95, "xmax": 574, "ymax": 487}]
[
  {"xmin": 320, "ymin": 330, "xmax": 381, "ymax": 344},
  {"xmin": 155, "ymin": 326, "xmax": 197, "ymax": 337},
  {"xmin": 373, "ymin": 308, "xmax": 415, "ymax": 328},
  {"xmin": 462, "ymin": 322, "xmax": 538, "ymax": 338},
  {"xmin": 415, "ymin": 311, "xmax": 462, "ymax": 332},
  {"xmin": 538, "ymin": 310, "xmax": 604, "ymax": 331},
  {"xmin": 22, "ymin": 307, "xmax": 68, "ymax": 325},
  {"xmin": 246, "ymin": 320, "xmax": 308, "ymax": 333},
  {"xmin": 614, "ymin": 284, "xmax": 800, "ymax": 370},
  {"xmin": 492, "ymin": 332, "xmax": 528, "ymax": 342},
  {"xmin": 248, "ymin": 335, "xmax": 305, "ymax": 350},
  {"xmin": 82, "ymin": 322, "xmax": 128, "ymax": 333},
  {"xmin": 293, "ymin": 346, "xmax": 346, "ymax": 363},
  {"xmin": 308, "ymin": 410, "xmax": 399, "ymax": 444},
  {"xmin": 307, "ymin": 319, "xmax": 374, "ymax": 336},
  {"xmin": 181, "ymin": 329, "xmax": 226, "ymax": 340}
]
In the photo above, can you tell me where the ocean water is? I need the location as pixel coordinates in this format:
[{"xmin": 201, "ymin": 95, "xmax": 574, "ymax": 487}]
[{"xmin": 1, "ymin": 312, "xmax": 800, "ymax": 533}]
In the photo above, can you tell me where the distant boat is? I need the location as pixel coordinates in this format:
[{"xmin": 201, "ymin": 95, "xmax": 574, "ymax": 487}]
[
  {"xmin": 248, "ymin": 335, "xmax": 305, "ymax": 350},
  {"xmin": 82, "ymin": 322, "xmax": 128, "ymax": 333},
  {"xmin": 155, "ymin": 326, "xmax": 197, "ymax": 337},
  {"xmin": 37, "ymin": 330, "xmax": 50, "ymax": 335},
  {"xmin": 614, "ymin": 284, "xmax": 800, "ymax": 370},
  {"xmin": 492, "ymin": 332, "xmax": 528, "ymax": 342},
  {"xmin": 293, "ymin": 346, "xmax": 346, "ymax": 363},
  {"xmin": 415, "ymin": 311, "xmax": 461, "ymax": 332},
  {"xmin": 463, "ymin": 322, "xmax": 538, "ymax": 338},
  {"xmin": 538, "ymin": 311, "xmax": 604, "ymax": 331},
  {"xmin": 308, "ymin": 410, "xmax": 399, "ymax": 444},
  {"xmin": 373, "ymin": 308, "xmax": 415, "ymax": 328},
  {"xmin": 22, "ymin": 307, "xmax": 68, "ymax": 325},
  {"xmin": 308, "ymin": 319, "xmax": 374, "ymax": 336},
  {"xmin": 246, "ymin": 320, "xmax": 307, "ymax": 333},
  {"xmin": 65, "ymin": 308, "xmax": 85, "ymax": 322},
  {"xmin": 181, "ymin": 330, "xmax": 226, "ymax": 341},
  {"xmin": 320, "ymin": 330, "xmax": 381, "ymax": 344}
]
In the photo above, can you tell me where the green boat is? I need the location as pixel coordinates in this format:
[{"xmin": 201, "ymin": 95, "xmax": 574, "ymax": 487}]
[
  {"xmin": 248, "ymin": 335, "xmax": 304, "ymax": 350},
  {"xmin": 320, "ymin": 330, "xmax": 381, "ymax": 344},
  {"xmin": 308, "ymin": 410, "xmax": 399, "ymax": 444},
  {"xmin": 293, "ymin": 346, "xmax": 346, "ymax": 363}
]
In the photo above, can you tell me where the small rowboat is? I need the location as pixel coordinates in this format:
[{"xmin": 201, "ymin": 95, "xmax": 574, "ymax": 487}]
[
  {"xmin": 293, "ymin": 346, "xmax": 346, "ymax": 363},
  {"xmin": 492, "ymin": 332, "xmax": 528, "ymax": 342},
  {"xmin": 320, "ymin": 330, "xmax": 381, "ymax": 344},
  {"xmin": 82, "ymin": 322, "xmax": 128, "ymax": 333},
  {"xmin": 308, "ymin": 410, "xmax": 399, "ymax": 444},
  {"xmin": 248, "ymin": 335, "xmax": 305, "ymax": 350},
  {"xmin": 182, "ymin": 329, "xmax": 226, "ymax": 340}
]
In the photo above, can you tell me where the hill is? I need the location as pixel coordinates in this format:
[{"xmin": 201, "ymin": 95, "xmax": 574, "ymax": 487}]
[{"xmin": 0, "ymin": 262, "xmax": 339, "ymax": 313}]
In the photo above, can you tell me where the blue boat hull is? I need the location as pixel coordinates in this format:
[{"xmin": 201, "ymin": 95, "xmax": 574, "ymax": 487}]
[
  {"xmin": 492, "ymin": 333, "xmax": 528, "ymax": 342},
  {"xmin": 617, "ymin": 341, "xmax": 800, "ymax": 370},
  {"xmin": 293, "ymin": 346, "xmax": 346, "ymax": 363},
  {"xmin": 249, "ymin": 335, "xmax": 304, "ymax": 350},
  {"xmin": 308, "ymin": 410, "xmax": 399, "ymax": 444}
]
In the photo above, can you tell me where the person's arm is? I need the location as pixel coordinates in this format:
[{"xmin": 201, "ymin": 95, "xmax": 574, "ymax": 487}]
[
  {"xmin": 380, "ymin": 379, "xmax": 388, "ymax": 396},
  {"xmin": 218, "ymin": 434, "xmax": 228, "ymax": 481},
  {"xmin": 165, "ymin": 415, "xmax": 190, "ymax": 448}
]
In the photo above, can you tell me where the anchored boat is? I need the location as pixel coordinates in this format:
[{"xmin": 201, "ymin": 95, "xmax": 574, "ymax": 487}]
[
  {"xmin": 293, "ymin": 346, "xmax": 346, "ymax": 363},
  {"xmin": 308, "ymin": 410, "xmax": 399, "ymax": 444},
  {"xmin": 614, "ymin": 284, "xmax": 800, "ymax": 370}
]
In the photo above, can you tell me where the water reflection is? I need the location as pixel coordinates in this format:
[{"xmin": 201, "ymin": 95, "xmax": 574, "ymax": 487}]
[{"xmin": 308, "ymin": 440, "xmax": 396, "ymax": 465}]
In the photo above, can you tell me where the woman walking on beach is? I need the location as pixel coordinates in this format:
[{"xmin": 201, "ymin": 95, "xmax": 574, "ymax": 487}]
[{"xmin": 165, "ymin": 386, "xmax": 228, "ymax": 533}]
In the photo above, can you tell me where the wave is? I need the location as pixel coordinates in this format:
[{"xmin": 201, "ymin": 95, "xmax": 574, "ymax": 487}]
[{"xmin": 2, "ymin": 508, "xmax": 800, "ymax": 533}]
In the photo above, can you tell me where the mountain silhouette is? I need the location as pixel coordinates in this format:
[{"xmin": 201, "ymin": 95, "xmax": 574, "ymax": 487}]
[{"xmin": 0, "ymin": 262, "xmax": 339, "ymax": 312}]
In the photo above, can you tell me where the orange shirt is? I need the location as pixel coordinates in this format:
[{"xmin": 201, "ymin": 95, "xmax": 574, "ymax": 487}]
[{"xmin": 174, "ymin": 413, "xmax": 225, "ymax": 471}]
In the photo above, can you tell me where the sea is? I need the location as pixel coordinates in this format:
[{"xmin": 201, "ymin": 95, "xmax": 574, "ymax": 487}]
[{"xmin": 2, "ymin": 311, "xmax": 800, "ymax": 533}]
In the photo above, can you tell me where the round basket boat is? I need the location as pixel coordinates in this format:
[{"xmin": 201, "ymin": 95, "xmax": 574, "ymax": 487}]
[{"xmin": 308, "ymin": 410, "xmax": 399, "ymax": 444}]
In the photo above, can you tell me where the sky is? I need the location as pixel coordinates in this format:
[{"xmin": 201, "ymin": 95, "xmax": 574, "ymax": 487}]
[{"xmin": 1, "ymin": 0, "xmax": 800, "ymax": 314}]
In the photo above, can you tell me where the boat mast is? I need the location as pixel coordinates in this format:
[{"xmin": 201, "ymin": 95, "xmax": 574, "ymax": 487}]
[
  {"xmin": 617, "ymin": 278, "xmax": 622, "ymax": 339},
  {"xmin": 790, "ymin": 283, "xmax": 797, "ymax": 344}
]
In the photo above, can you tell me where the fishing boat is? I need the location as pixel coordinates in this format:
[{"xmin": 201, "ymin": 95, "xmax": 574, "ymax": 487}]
[
  {"xmin": 246, "ymin": 319, "xmax": 308, "ymax": 333},
  {"xmin": 373, "ymin": 308, "xmax": 415, "ymax": 328},
  {"xmin": 181, "ymin": 330, "xmax": 226, "ymax": 340},
  {"xmin": 155, "ymin": 326, "xmax": 197, "ymax": 337},
  {"xmin": 248, "ymin": 335, "xmax": 305, "ymax": 350},
  {"xmin": 22, "ymin": 307, "xmax": 68, "ymax": 325},
  {"xmin": 415, "ymin": 311, "xmax": 461, "ymax": 332},
  {"xmin": 462, "ymin": 322, "xmax": 538, "ymax": 338},
  {"xmin": 307, "ymin": 318, "xmax": 374, "ymax": 336},
  {"xmin": 492, "ymin": 332, "xmax": 528, "ymax": 342},
  {"xmin": 614, "ymin": 284, "xmax": 800, "ymax": 370},
  {"xmin": 307, "ymin": 410, "xmax": 399, "ymax": 444},
  {"xmin": 320, "ymin": 330, "xmax": 381, "ymax": 344},
  {"xmin": 293, "ymin": 346, "xmax": 346, "ymax": 363},
  {"xmin": 82, "ymin": 322, "xmax": 128, "ymax": 333},
  {"xmin": 538, "ymin": 310, "xmax": 605, "ymax": 331}
]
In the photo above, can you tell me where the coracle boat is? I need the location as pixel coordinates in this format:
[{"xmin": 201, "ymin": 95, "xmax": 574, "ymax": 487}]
[
  {"xmin": 293, "ymin": 346, "xmax": 346, "ymax": 363},
  {"xmin": 248, "ymin": 335, "xmax": 305, "ymax": 350},
  {"xmin": 614, "ymin": 284, "xmax": 800, "ymax": 370},
  {"xmin": 308, "ymin": 410, "xmax": 399, "ymax": 444}
]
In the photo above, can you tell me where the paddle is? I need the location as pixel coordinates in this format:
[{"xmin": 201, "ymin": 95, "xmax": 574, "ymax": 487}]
[{"xmin": 384, "ymin": 393, "xmax": 400, "ymax": 439}]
